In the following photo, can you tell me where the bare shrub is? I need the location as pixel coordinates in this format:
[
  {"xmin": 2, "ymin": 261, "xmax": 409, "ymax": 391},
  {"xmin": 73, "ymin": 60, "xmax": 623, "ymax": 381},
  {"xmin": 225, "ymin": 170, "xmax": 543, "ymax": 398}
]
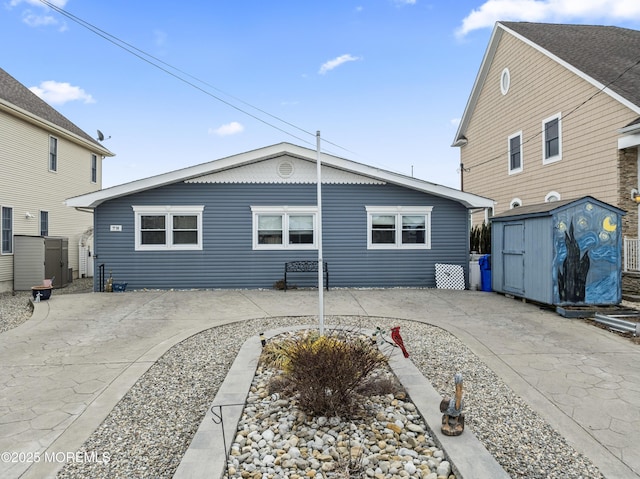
[{"xmin": 271, "ymin": 331, "xmax": 388, "ymax": 417}]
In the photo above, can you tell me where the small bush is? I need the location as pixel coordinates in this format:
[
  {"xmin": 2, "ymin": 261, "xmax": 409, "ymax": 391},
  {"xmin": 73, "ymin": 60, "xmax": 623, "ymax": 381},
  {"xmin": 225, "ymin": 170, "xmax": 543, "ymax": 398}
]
[{"xmin": 265, "ymin": 331, "xmax": 388, "ymax": 417}]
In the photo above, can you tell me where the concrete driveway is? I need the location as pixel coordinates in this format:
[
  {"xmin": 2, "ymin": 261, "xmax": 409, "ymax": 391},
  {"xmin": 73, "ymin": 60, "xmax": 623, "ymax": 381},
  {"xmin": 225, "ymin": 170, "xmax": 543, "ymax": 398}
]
[{"xmin": 0, "ymin": 288, "xmax": 638, "ymax": 479}]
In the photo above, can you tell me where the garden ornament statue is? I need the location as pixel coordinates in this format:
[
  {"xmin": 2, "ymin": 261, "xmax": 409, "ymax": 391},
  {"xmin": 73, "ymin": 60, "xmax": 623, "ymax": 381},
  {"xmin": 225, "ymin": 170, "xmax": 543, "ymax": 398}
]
[
  {"xmin": 390, "ymin": 326, "xmax": 410, "ymax": 358},
  {"xmin": 440, "ymin": 373, "xmax": 465, "ymax": 436}
]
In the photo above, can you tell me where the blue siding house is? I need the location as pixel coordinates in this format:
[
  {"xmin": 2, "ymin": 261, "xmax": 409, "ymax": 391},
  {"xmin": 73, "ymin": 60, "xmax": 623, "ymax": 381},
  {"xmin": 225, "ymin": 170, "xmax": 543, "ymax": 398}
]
[{"xmin": 66, "ymin": 143, "xmax": 494, "ymax": 290}]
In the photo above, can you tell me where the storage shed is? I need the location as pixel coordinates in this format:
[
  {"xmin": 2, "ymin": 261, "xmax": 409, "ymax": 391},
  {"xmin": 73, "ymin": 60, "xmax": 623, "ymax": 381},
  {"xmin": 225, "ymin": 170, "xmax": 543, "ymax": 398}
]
[{"xmin": 491, "ymin": 196, "xmax": 625, "ymax": 306}]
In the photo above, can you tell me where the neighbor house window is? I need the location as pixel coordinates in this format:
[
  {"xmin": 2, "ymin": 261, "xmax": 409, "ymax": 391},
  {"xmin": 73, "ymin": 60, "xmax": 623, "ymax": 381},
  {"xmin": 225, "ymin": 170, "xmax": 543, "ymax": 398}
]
[
  {"xmin": 49, "ymin": 136, "xmax": 58, "ymax": 172},
  {"xmin": 1, "ymin": 206, "xmax": 12, "ymax": 254},
  {"xmin": 545, "ymin": 191, "xmax": 561, "ymax": 202},
  {"xmin": 508, "ymin": 131, "xmax": 523, "ymax": 174},
  {"xmin": 366, "ymin": 206, "xmax": 432, "ymax": 249},
  {"xmin": 91, "ymin": 154, "xmax": 97, "ymax": 183},
  {"xmin": 542, "ymin": 114, "xmax": 562, "ymax": 164},
  {"xmin": 251, "ymin": 206, "xmax": 317, "ymax": 250},
  {"xmin": 510, "ymin": 198, "xmax": 522, "ymax": 208},
  {"xmin": 40, "ymin": 211, "xmax": 49, "ymax": 236},
  {"xmin": 133, "ymin": 205, "xmax": 204, "ymax": 251}
]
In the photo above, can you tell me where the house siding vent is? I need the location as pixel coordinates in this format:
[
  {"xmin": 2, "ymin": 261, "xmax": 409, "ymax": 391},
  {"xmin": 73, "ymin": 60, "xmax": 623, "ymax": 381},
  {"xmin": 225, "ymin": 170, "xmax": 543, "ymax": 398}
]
[{"xmin": 278, "ymin": 160, "xmax": 294, "ymax": 178}]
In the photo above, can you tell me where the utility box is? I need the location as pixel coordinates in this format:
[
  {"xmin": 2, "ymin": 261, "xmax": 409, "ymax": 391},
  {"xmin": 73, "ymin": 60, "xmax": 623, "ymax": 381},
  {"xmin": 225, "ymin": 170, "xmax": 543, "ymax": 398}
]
[
  {"xmin": 13, "ymin": 236, "xmax": 45, "ymax": 291},
  {"xmin": 491, "ymin": 196, "xmax": 625, "ymax": 306}
]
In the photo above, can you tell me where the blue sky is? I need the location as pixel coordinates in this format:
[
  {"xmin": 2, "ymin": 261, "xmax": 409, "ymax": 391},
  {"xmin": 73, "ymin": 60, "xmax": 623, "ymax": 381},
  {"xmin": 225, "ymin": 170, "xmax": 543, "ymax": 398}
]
[{"xmin": 3, "ymin": 0, "xmax": 640, "ymax": 188}]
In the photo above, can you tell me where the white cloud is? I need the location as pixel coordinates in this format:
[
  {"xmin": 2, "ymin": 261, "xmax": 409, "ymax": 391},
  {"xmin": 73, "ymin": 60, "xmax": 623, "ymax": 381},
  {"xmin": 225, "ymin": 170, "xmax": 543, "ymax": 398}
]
[
  {"xmin": 209, "ymin": 121, "xmax": 244, "ymax": 136},
  {"xmin": 393, "ymin": 0, "xmax": 417, "ymax": 5},
  {"xmin": 456, "ymin": 0, "xmax": 640, "ymax": 38},
  {"xmin": 450, "ymin": 118, "xmax": 461, "ymax": 127},
  {"xmin": 11, "ymin": 0, "xmax": 69, "ymax": 30},
  {"xmin": 29, "ymin": 80, "xmax": 95, "ymax": 105},
  {"xmin": 319, "ymin": 54, "xmax": 362, "ymax": 75},
  {"xmin": 154, "ymin": 29, "xmax": 168, "ymax": 47}
]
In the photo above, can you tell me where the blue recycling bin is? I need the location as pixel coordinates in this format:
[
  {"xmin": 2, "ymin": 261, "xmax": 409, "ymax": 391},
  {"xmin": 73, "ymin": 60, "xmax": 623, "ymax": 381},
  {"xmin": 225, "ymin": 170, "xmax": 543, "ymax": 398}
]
[{"xmin": 479, "ymin": 254, "xmax": 492, "ymax": 292}]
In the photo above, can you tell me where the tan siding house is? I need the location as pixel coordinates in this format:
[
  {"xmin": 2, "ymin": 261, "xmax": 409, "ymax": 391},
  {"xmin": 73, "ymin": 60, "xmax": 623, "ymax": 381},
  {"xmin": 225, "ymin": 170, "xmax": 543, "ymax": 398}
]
[
  {"xmin": 0, "ymin": 67, "xmax": 114, "ymax": 292},
  {"xmin": 453, "ymin": 22, "xmax": 640, "ymax": 291}
]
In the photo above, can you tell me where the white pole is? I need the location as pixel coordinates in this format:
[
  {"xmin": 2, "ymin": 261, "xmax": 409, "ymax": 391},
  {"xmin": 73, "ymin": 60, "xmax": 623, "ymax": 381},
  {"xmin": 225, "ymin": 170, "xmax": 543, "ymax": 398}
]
[{"xmin": 316, "ymin": 131, "xmax": 324, "ymax": 335}]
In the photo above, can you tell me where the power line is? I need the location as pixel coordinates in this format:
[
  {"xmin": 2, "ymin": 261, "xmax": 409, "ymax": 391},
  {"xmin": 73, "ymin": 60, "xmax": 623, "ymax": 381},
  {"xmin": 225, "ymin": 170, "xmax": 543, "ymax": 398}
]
[
  {"xmin": 37, "ymin": 0, "xmax": 354, "ymax": 155},
  {"xmin": 464, "ymin": 56, "xmax": 640, "ymax": 172}
]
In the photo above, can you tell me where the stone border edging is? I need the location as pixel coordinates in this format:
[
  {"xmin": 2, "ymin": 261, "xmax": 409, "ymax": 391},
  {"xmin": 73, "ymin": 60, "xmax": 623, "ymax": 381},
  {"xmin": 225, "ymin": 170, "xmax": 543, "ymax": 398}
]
[{"xmin": 174, "ymin": 325, "xmax": 510, "ymax": 479}]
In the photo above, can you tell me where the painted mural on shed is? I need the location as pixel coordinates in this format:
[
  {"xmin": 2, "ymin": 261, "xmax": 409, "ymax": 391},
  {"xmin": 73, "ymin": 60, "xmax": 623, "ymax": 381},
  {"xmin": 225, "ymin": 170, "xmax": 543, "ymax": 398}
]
[
  {"xmin": 65, "ymin": 143, "xmax": 494, "ymax": 291},
  {"xmin": 553, "ymin": 201, "xmax": 622, "ymax": 304}
]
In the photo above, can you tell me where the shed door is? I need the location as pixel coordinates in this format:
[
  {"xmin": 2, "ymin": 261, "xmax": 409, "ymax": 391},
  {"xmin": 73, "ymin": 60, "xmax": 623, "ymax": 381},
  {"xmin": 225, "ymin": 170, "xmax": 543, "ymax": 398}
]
[{"xmin": 502, "ymin": 223, "xmax": 524, "ymax": 295}]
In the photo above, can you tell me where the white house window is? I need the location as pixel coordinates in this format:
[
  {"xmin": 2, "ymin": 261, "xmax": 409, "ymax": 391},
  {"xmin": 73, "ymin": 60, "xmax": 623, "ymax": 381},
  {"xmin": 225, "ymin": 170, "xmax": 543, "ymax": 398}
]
[
  {"xmin": 91, "ymin": 154, "xmax": 97, "ymax": 183},
  {"xmin": 251, "ymin": 206, "xmax": 317, "ymax": 250},
  {"xmin": 133, "ymin": 205, "xmax": 203, "ymax": 251},
  {"xmin": 1, "ymin": 206, "xmax": 12, "ymax": 254},
  {"xmin": 49, "ymin": 136, "xmax": 58, "ymax": 172},
  {"xmin": 40, "ymin": 211, "xmax": 49, "ymax": 236},
  {"xmin": 500, "ymin": 68, "xmax": 511, "ymax": 95},
  {"xmin": 366, "ymin": 206, "xmax": 432, "ymax": 249},
  {"xmin": 542, "ymin": 113, "xmax": 562, "ymax": 164},
  {"xmin": 508, "ymin": 131, "xmax": 523, "ymax": 174},
  {"xmin": 545, "ymin": 191, "xmax": 561, "ymax": 202}
]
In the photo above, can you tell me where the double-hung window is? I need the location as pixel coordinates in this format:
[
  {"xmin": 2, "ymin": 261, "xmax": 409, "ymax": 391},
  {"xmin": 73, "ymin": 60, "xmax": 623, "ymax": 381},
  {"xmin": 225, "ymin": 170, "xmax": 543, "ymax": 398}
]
[
  {"xmin": 49, "ymin": 136, "xmax": 58, "ymax": 172},
  {"xmin": 542, "ymin": 113, "xmax": 562, "ymax": 164},
  {"xmin": 91, "ymin": 154, "xmax": 97, "ymax": 183},
  {"xmin": 40, "ymin": 211, "xmax": 49, "ymax": 236},
  {"xmin": 508, "ymin": 131, "xmax": 523, "ymax": 174},
  {"xmin": 366, "ymin": 206, "xmax": 432, "ymax": 249},
  {"xmin": 251, "ymin": 206, "xmax": 317, "ymax": 250},
  {"xmin": 133, "ymin": 206, "xmax": 204, "ymax": 251},
  {"xmin": 1, "ymin": 206, "xmax": 13, "ymax": 254}
]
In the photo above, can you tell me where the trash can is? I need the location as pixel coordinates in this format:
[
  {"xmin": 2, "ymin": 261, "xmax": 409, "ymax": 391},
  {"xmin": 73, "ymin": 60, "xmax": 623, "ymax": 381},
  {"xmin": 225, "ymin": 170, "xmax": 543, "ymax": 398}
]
[{"xmin": 479, "ymin": 254, "xmax": 492, "ymax": 292}]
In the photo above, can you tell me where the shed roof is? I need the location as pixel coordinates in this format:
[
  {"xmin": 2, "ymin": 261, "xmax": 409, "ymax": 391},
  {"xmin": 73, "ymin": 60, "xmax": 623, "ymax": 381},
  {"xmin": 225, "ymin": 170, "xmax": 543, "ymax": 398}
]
[
  {"xmin": 0, "ymin": 67, "xmax": 113, "ymax": 157},
  {"xmin": 491, "ymin": 196, "xmax": 625, "ymax": 221},
  {"xmin": 66, "ymin": 142, "xmax": 495, "ymax": 209}
]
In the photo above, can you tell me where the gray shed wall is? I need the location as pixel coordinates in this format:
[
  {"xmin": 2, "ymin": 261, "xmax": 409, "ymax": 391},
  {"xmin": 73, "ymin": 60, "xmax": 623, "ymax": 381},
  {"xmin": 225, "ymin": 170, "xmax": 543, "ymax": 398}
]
[{"xmin": 93, "ymin": 182, "xmax": 470, "ymax": 290}]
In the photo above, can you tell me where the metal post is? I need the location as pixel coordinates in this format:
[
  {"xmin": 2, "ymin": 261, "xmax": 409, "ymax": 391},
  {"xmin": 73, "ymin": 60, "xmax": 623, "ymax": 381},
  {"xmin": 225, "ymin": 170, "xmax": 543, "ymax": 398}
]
[{"xmin": 316, "ymin": 131, "xmax": 324, "ymax": 335}]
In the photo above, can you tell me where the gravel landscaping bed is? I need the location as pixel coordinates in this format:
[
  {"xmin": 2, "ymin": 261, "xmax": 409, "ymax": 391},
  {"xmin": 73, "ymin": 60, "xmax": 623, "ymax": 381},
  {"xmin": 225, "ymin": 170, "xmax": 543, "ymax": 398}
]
[
  {"xmin": 53, "ymin": 314, "xmax": 603, "ymax": 479},
  {"xmin": 0, "ymin": 278, "xmax": 93, "ymax": 334}
]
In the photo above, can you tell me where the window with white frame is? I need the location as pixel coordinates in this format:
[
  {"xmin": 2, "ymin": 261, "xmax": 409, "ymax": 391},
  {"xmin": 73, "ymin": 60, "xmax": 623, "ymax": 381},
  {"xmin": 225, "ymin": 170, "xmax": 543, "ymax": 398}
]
[
  {"xmin": 49, "ymin": 136, "xmax": 58, "ymax": 172},
  {"xmin": 510, "ymin": 198, "xmax": 522, "ymax": 209},
  {"xmin": 1, "ymin": 206, "xmax": 13, "ymax": 254},
  {"xmin": 545, "ymin": 191, "xmax": 561, "ymax": 202},
  {"xmin": 251, "ymin": 206, "xmax": 317, "ymax": 250},
  {"xmin": 91, "ymin": 154, "xmax": 97, "ymax": 183},
  {"xmin": 508, "ymin": 131, "xmax": 523, "ymax": 174},
  {"xmin": 542, "ymin": 113, "xmax": 562, "ymax": 164},
  {"xmin": 366, "ymin": 206, "xmax": 432, "ymax": 249},
  {"xmin": 133, "ymin": 205, "xmax": 203, "ymax": 251},
  {"xmin": 40, "ymin": 211, "xmax": 49, "ymax": 236}
]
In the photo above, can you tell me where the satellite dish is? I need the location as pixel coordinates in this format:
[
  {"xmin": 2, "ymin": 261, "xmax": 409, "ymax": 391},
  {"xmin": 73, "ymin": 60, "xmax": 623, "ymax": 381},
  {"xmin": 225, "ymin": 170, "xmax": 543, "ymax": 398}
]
[{"xmin": 96, "ymin": 130, "xmax": 111, "ymax": 141}]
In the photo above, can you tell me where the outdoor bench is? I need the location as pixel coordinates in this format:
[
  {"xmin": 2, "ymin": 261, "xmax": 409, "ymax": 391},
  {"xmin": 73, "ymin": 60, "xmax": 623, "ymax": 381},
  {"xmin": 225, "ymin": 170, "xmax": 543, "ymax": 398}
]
[{"xmin": 284, "ymin": 261, "xmax": 329, "ymax": 291}]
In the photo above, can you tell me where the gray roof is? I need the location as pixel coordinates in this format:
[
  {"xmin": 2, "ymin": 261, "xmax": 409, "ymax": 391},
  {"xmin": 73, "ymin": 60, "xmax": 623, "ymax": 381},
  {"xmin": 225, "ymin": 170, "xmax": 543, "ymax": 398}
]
[
  {"xmin": 0, "ymin": 67, "xmax": 111, "ymax": 153},
  {"xmin": 491, "ymin": 196, "xmax": 625, "ymax": 221},
  {"xmin": 501, "ymin": 22, "xmax": 640, "ymax": 108}
]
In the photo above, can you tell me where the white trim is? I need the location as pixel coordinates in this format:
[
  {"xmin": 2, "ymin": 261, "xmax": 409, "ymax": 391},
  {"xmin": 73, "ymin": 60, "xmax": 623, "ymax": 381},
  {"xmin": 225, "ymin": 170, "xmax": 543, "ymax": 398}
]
[
  {"xmin": 66, "ymin": 143, "xmax": 495, "ymax": 210},
  {"xmin": 619, "ymin": 132, "xmax": 640, "ymax": 149},
  {"xmin": 500, "ymin": 68, "xmax": 511, "ymax": 95},
  {"xmin": 453, "ymin": 22, "xmax": 640, "ymax": 149},
  {"xmin": 510, "ymin": 198, "xmax": 523, "ymax": 209},
  {"xmin": 1, "ymin": 205, "xmax": 14, "ymax": 255},
  {"xmin": 542, "ymin": 113, "xmax": 562, "ymax": 165},
  {"xmin": 507, "ymin": 131, "xmax": 523, "ymax": 174},
  {"xmin": 545, "ymin": 191, "xmax": 561, "ymax": 202},
  {"xmin": 132, "ymin": 205, "xmax": 204, "ymax": 251},
  {"xmin": 365, "ymin": 206, "xmax": 433, "ymax": 250},
  {"xmin": 250, "ymin": 206, "xmax": 318, "ymax": 250}
]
